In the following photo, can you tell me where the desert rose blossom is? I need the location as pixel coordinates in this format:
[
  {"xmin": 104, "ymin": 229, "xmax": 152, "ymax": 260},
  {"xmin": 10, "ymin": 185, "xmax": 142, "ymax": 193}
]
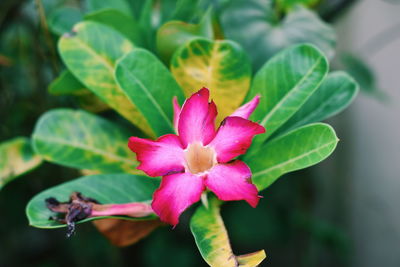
[{"xmin": 128, "ymin": 88, "xmax": 265, "ymax": 226}]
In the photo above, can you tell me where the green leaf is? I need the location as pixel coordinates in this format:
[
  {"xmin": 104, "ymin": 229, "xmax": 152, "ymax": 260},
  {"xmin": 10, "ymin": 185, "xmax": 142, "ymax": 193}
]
[
  {"xmin": 139, "ymin": 0, "xmax": 156, "ymax": 51},
  {"xmin": 26, "ymin": 173, "xmax": 160, "ymax": 228},
  {"xmin": 0, "ymin": 137, "xmax": 42, "ymax": 189},
  {"xmin": 115, "ymin": 49, "xmax": 185, "ymax": 136},
  {"xmin": 48, "ymin": 69, "xmax": 86, "ymax": 95},
  {"xmin": 156, "ymin": 10, "xmax": 213, "ymax": 63},
  {"xmin": 171, "ymin": 38, "xmax": 252, "ymax": 121},
  {"xmin": 139, "ymin": 0, "xmax": 153, "ymax": 29},
  {"xmin": 277, "ymin": 71, "xmax": 359, "ymax": 134},
  {"xmin": 247, "ymin": 44, "xmax": 328, "ymax": 144},
  {"xmin": 32, "ymin": 109, "xmax": 140, "ymax": 174},
  {"xmin": 170, "ymin": 0, "xmax": 201, "ymax": 21},
  {"xmin": 159, "ymin": 0, "xmax": 178, "ymax": 22},
  {"xmin": 84, "ymin": 9, "xmax": 143, "ymax": 46},
  {"xmin": 247, "ymin": 123, "xmax": 338, "ymax": 191},
  {"xmin": 190, "ymin": 196, "xmax": 266, "ymax": 267},
  {"xmin": 48, "ymin": 7, "xmax": 83, "ymax": 36},
  {"xmin": 86, "ymin": 0, "xmax": 131, "ymax": 15},
  {"xmin": 277, "ymin": 0, "xmax": 320, "ymax": 11},
  {"xmin": 159, "ymin": 0, "xmax": 209, "ymax": 23},
  {"xmin": 221, "ymin": 1, "xmax": 335, "ymax": 70},
  {"xmin": 59, "ymin": 21, "xmax": 154, "ymax": 136},
  {"xmin": 128, "ymin": 0, "xmax": 145, "ymax": 18}
]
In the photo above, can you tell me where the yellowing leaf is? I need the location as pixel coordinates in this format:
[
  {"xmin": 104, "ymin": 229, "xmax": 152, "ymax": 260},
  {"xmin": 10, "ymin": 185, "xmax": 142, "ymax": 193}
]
[
  {"xmin": 115, "ymin": 49, "xmax": 185, "ymax": 136},
  {"xmin": 190, "ymin": 196, "xmax": 266, "ymax": 267},
  {"xmin": 156, "ymin": 9, "xmax": 213, "ymax": 63},
  {"xmin": 171, "ymin": 38, "xmax": 251, "ymax": 121},
  {"xmin": 32, "ymin": 109, "xmax": 140, "ymax": 174},
  {"xmin": 59, "ymin": 21, "xmax": 154, "ymax": 137},
  {"xmin": 237, "ymin": 250, "xmax": 267, "ymax": 267},
  {"xmin": 0, "ymin": 137, "xmax": 42, "ymax": 189},
  {"xmin": 48, "ymin": 70, "xmax": 109, "ymax": 113}
]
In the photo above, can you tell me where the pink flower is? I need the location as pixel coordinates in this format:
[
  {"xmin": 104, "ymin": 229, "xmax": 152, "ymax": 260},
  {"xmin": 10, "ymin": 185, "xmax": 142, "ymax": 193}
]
[{"xmin": 128, "ymin": 88, "xmax": 265, "ymax": 226}]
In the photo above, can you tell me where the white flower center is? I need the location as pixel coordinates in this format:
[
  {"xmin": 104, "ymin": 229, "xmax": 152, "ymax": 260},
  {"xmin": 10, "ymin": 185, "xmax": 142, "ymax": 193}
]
[{"xmin": 184, "ymin": 142, "xmax": 217, "ymax": 175}]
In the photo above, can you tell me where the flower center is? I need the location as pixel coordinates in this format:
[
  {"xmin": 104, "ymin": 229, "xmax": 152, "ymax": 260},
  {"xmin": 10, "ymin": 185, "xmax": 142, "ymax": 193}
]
[{"xmin": 184, "ymin": 142, "xmax": 217, "ymax": 174}]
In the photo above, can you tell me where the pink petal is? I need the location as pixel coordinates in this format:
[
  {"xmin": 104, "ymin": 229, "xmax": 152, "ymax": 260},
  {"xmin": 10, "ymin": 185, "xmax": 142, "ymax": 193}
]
[
  {"xmin": 230, "ymin": 95, "xmax": 261, "ymax": 119},
  {"xmin": 128, "ymin": 134, "xmax": 185, "ymax": 177},
  {"xmin": 152, "ymin": 172, "xmax": 205, "ymax": 225},
  {"xmin": 178, "ymin": 88, "xmax": 217, "ymax": 147},
  {"xmin": 209, "ymin": 117, "xmax": 265, "ymax": 163},
  {"xmin": 173, "ymin": 97, "xmax": 181, "ymax": 133},
  {"xmin": 205, "ymin": 160, "xmax": 260, "ymax": 207}
]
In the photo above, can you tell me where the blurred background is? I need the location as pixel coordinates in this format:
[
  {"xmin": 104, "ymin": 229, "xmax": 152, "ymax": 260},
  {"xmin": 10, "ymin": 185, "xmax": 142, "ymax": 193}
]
[{"xmin": 0, "ymin": 0, "xmax": 399, "ymax": 266}]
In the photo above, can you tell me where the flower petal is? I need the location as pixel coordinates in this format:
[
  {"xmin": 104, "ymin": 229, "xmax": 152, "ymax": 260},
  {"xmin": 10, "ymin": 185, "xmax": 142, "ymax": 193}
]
[
  {"xmin": 209, "ymin": 117, "xmax": 265, "ymax": 162},
  {"xmin": 173, "ymin": 97, "xmax": 181, "ymax": 133},
  {"xmin": 230, "ymin": 95, "xmax": 260, "ymax": 119},
  {"xmin": 152, "ymin": 172, "xmax": 205, "ymax": 225},
  {"xmin": 178, "ymin": 88, "xmax": 217, "ymax": 147},
  {"xmin": 205, "ymin": 160, "xmax": 259, "ymax": 207},
  {"xmin": 128, "ymin": 134, "xmax": 185, "ymax": 177}
]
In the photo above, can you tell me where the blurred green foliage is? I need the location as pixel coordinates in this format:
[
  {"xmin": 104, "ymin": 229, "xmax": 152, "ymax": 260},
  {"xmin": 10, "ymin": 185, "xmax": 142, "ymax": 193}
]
[{"xmin": 0, "ymin": 0, "xmax": 360, "ymax": 266}]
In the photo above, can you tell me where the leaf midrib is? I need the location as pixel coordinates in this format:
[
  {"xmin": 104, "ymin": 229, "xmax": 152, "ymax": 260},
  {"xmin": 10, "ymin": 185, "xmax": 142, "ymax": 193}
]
[
  {"xmin": 34, "ymin": 136, "xmax": 137, "ymax": 166},
  {"xmin": 67, "ymin": 36, "xmax": 154, "ymax": 136},
  {"xmin": 260, "ymin": 56, "xmax": 323, "ymax": 127},
  {"xmin": 253, "ymin": 140, "xmax": 336, "ymax": 178},
  {"xmin": 119, "ymin": 64, "xmax": 174, "ymax": 130},
  {"xmin": 287, "ymin": 80, "xmax": 350, "ymax": 130}
]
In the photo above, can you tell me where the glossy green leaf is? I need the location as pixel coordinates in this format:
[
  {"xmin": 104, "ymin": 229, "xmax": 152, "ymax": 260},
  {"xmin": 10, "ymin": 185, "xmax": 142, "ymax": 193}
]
[
  {"xmin": 247, "ymin": 44, "xmax": 328, "ymax": 145},
  {"xmin": 48, "ymin": 69, "xmax": 85, "ymax": 95},
  {"xmin": 84, "ymin": 9, "xmax": 143, "ymax": 46},
  {"xmin": 247, "ymin": 123, "xmax": 338, "ymax": 191},
  {"xmin": 32, "ymin": 109, "xmax": 139, "ymax": 174},
  {"xmin": 0, "ymin": 137, "xmax": 42, "ymax": 189},
  {"xmin": 115, "ymin": 49, "xmax": 185, "ymax": 136},
  {"xmin": 86, "ymin": 0, "xmax": 131, "ymax": 15},
  {"xmin": 139, "ymin": 0, "xmax": 156, "ymax": 51},
  {"xmin": 277, "ymin": 71, "xmax": 359, "ymax": 134},
  {"xmin": 221, "ymin": 0, "xmax": 335, "ymax": 70},
  {"xmin": 26, "ymin": 174, "xmax": 160, "ymax": 228},
  {"xmin": 58, "ymin": 21, "xmax": 154, "ymax": 137},
  {"xmin": 48, "ymin": 7, "xmax": 82, "ymax": 36},
  {"xmin": 156, "ymin": 9, "xmax": 213, "ymax": 63},
  {"xmin": 190, "ymin": 196, "xmax": 266, "ymax": 267},
  {"xmin": 171, "ymin": 38, "xmax": 252, "ymax": 121},
  {"xmin": 277, "ymin": 0, "xmax": 320, "ymax": 11}
]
